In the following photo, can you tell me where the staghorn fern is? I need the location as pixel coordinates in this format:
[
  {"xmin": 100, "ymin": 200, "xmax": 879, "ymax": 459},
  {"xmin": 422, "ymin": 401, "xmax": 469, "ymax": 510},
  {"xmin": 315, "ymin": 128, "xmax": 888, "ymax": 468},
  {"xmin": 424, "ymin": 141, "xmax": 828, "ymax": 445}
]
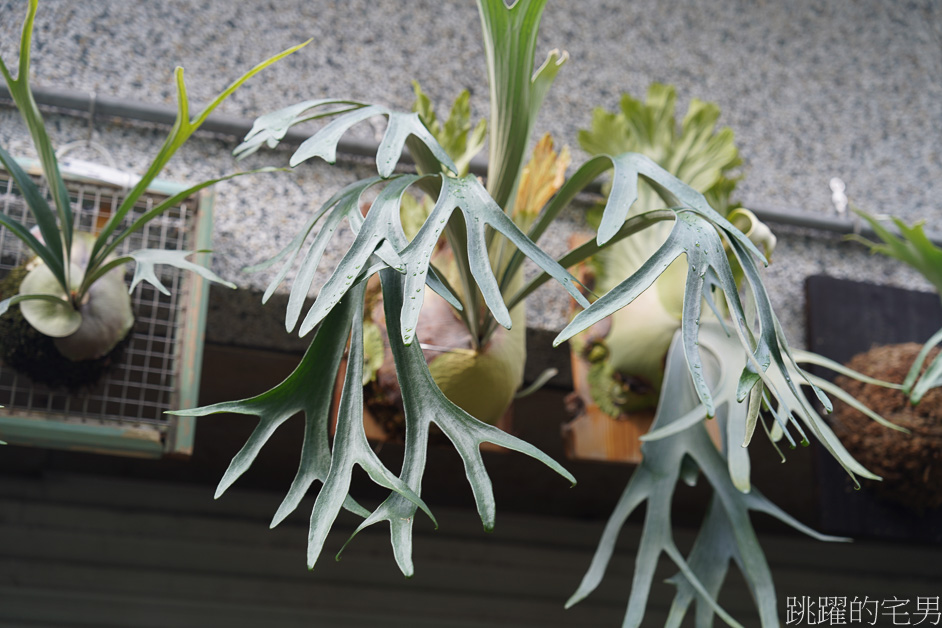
[
  {"xmin": 848, "ymin": 209, "xmax": 942, "ymax": 403},
  {"xmin": 0, "ymin": 0, "xmax": 303, "ymax": 368},
  {"xmin": 179, "ymin": 1, "xmax": 899, "ymax": 626}
]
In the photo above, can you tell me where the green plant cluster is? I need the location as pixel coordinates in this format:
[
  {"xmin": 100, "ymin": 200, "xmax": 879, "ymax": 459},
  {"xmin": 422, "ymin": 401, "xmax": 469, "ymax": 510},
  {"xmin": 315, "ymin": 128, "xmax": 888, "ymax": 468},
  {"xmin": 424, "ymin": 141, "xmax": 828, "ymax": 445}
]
[
  {"xmin": 0, "ymin": 0, "xmax": 304, "ymax": 370},
  {"xmin": 850, "ymin": 210, "xmax": 942, "ymax": 402},
  {"xmin": 1, "ymin": 2, "xmax": 908, "ymax": 627}
]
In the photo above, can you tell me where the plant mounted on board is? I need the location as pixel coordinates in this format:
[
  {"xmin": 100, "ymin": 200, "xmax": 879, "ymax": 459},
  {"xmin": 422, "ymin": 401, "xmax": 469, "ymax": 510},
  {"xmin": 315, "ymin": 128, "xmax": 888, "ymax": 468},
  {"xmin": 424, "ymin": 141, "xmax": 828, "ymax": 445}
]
[
  {"xmin": 849, "ymin": 210, "xmax": 942, "ymax": 402},
  {"xmin": 0, "ymin": 0, "xmax": 305, "ymax": 387},
  {"xmin": 563, "ymin": 83, "xmax": 776, "ymax": 461},
  {"xmin": 832, "ymin": 208, "xmax": 942, "ymax": 511},
  {"xmin": 179, "ymin": 1, "xmax": 897, "ymax": 626}
]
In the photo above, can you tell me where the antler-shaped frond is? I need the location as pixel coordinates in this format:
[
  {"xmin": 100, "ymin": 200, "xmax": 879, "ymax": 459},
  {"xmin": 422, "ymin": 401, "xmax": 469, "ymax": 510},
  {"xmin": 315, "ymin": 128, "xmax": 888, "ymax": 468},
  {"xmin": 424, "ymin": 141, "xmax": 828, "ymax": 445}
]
[
  {"xmin": 176, "ymin": 286, "xmax": 366, "ymax": 523},
  {"xmin": 568, "ymin": 327, "xmax": 847, "ymax": 628},
  {"xmin": 180, "ymin": 277, "xmax": 438, "ymax": 568},
  {"xmin": 338, "ymin": 268, "xmax": 575, "ymax": 576},
  {"xmin": 234, "ymin": 100, "xmax": 458, "ymax": 177},
  {"xmin": 248, "ymin": 171, "xmax": 589, "ymax": 343},
  {"xmin": 180, "ymin": 265, "xmax": 575, "ymax": 572},
  {"xmin": 552, "ymin": 152, "xmax": 830, "ymax": 422}
]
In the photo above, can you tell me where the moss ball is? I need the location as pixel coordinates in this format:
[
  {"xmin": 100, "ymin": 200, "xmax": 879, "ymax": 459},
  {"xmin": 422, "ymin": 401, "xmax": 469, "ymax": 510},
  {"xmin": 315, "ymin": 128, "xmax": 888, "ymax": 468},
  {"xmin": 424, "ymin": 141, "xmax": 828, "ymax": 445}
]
[
  {"xmin": 832, "ymin": 343, "xmax": 942, "ymax": 512},
  {"xmin": 0, "ymin": 265, "xmax": 130, "ymax": 389}
]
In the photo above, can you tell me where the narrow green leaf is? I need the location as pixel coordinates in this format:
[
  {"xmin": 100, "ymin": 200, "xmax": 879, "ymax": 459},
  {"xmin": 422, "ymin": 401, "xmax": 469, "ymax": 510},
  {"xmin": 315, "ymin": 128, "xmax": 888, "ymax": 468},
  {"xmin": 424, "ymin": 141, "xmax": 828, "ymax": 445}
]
[
  {"xmin": 911, "ymin": 352, "xmax": 942, "ymax": 403},
  {"xmin": 807, "ymin": 375, "xmax": 908, "ymax": 434},
  {"xmin": 0, "ymin": 291, "xmax": 79, "ymax": 337},
  {"xmin": 0, "ymin": 212, "xmax": 65, "ymax": 291},
  {"xmin": 514, "ymin": 368, "xmax": 558, "ymax": 399},
  {"xmin": 85, "ymin": 168, "xmax": 284, "ymax": 293},
  {"xmin": 88, "ymin": 40, "xmax": 310, "ymax": 271},
  {"xmin": 850, "ymin": 209, "xmax": 942, "ymax": 294},
  {"xmin": 903, "ymin": 326, "xmax": 942, "ymax": 396},
  {"xmin": 0, "ymin": 144, "xmax": 65, "ymax": 281},
  {"xmin": 1, "ymin": 0, "xmax": 74, "ymax": 254},
  {"xmin": 506, "ymin": 209, "xmax": 674, "ymax": 310}
]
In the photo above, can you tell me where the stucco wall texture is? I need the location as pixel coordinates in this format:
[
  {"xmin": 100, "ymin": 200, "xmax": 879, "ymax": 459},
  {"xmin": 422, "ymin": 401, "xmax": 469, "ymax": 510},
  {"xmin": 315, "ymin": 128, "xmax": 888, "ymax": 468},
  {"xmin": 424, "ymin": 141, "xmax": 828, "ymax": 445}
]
[{"xmin": 1, "ymin": 1, "xmax": 940, "ymax": 349}]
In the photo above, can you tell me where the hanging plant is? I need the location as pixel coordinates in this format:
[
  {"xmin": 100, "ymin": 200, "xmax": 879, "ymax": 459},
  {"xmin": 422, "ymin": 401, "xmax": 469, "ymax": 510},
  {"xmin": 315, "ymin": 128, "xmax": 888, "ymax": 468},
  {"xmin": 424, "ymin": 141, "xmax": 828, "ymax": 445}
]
[
  {"xmin": 27, "ymin": 1, "xmax": 892, "ymax": 626},
  {"xmin": 0, "ymin": 0, "xmax": 306, "ymax": 386}
]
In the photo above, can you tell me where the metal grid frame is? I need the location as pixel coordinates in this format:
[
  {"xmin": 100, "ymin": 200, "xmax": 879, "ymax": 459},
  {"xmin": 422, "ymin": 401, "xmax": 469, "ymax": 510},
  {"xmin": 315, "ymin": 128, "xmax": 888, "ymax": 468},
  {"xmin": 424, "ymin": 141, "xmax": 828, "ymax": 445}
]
[{"xmin": 0, "ymin": 161, "xmax": 209, "ymax": 457}]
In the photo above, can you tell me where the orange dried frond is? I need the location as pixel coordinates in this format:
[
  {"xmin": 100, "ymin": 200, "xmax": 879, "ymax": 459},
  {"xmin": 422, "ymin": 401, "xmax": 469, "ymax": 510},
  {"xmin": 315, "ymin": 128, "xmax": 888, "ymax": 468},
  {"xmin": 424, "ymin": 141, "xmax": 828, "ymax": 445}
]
[{"xmin": 513, "ymin": 133, "xmax": 570, "ymax": 224}]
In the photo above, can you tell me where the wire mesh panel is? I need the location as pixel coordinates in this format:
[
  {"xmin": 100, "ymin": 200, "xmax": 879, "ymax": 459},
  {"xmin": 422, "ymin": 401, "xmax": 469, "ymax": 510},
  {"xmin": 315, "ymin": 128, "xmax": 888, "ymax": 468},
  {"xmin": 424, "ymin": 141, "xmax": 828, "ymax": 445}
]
[{"xmin": 0, "ymin": 166, "xmax": 202, "ymax": 453}]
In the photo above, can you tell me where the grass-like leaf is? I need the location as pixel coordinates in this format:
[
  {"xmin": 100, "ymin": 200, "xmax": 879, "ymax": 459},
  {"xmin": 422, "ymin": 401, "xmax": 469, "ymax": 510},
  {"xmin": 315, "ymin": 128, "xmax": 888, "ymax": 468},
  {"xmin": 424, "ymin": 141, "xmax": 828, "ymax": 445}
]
[
  {"xmin": 2, "ymin": 0, "xmax": 306, "ymax": 335},
  {"xmin": 904, "ymin": 326, "xmax": 942, "ymax": 403},
  {"xmin": 849, "ymin": 209, "xmax": 942, "ymax": 295},
  {"xmin": 847, "ymin": 210, "xmax": 942, "ymax": 403},
  {"xmin": 85, "ymin": 40, "xmax": 311, "ymax": 275},
  {"xmin": 0, "ymin": 0, "xmax": 74, "ymax": 257},
  {"xmin": 0, "ymin": 144, "xmax": 66, "ymax": 284}
]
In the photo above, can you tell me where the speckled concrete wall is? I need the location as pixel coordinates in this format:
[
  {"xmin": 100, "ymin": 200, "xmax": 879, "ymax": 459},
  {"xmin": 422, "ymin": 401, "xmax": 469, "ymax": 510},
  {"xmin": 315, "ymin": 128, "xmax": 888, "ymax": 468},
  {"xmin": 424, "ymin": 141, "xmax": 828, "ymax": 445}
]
[{"xmin": 1, "ymin": 0, "xmax": 940, "ymax": 350}]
